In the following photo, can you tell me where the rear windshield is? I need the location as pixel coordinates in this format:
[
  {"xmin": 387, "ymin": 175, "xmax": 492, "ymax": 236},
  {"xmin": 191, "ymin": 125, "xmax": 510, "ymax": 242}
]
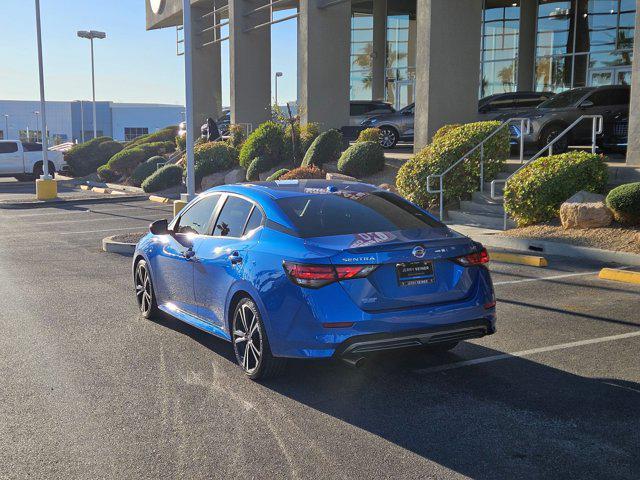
[
  {"xmin": 276, "ymin": 191, "xmax": 444, "ymax": 238},
  {"xmin": 538, "ymin": 88, "xmax": 591, "ymax": 109}
]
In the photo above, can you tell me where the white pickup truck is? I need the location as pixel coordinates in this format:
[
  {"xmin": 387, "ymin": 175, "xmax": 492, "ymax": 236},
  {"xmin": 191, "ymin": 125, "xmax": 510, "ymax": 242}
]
[{"xmin": 0, "ymin": 140, "xmax": 68, "ymax": 181}]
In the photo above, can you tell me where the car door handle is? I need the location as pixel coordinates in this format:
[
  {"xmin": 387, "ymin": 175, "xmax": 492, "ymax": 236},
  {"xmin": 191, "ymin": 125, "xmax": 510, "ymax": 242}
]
[
  {"xmin": 229, "ymin": 251, "xmax": 243, "ymax": 264},
  {"xmin": 183, "ymin": 249, "xmax": 196, "ymax": 260}
]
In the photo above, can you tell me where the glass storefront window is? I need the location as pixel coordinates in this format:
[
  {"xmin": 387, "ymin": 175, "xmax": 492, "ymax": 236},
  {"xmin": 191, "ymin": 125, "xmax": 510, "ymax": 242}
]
[
  {"xmin": 350, "ymin": 4, "xmax": 374, "ymax": 100},
  {"xmin": 480, "ymin": 1, "xmax": 520, "ymax": 98}
]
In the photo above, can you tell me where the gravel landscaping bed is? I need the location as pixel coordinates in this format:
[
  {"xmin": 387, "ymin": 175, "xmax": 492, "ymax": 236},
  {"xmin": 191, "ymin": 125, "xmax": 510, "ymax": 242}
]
[
  {"xmin": 502, "ymin": 221, "xmax": 640, "ymax": 254},
  {"xmin": 110, "ymin": 232, "xmax": 146, "ymax": 244}
]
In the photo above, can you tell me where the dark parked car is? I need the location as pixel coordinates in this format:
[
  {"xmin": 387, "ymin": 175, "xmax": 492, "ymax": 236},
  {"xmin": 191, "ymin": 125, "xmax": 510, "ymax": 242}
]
[
  {"xmin": 349, "ymin": 100, "xmax": 395, "ymax": 126},
  {"xmin": 478, "ymin": 91, "xmax": 554, "ymax": 119},
  {"xmin": 200, "ymin": 110, "xmax": 231, "ymax": 139},
  {"xmin": 360, "ymin": 103, "xmax": 414, "ymax": 148},
  {"xmin": 503, "ymin": 85, "xmax": 631, "ymax": 153}
]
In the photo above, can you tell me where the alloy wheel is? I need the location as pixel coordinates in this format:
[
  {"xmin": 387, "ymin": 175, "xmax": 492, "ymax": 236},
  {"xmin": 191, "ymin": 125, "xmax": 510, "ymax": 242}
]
[
  {"xmin": 379, "ymin": 128, "xmax": 397, "ymax": 148},
  {"xmin": 232, "ymin": 303, "xmax": 263, "ymax": 374},
  {"xmin": 135, "ymin": 263, "xmax": 153, "ymax": 316}
]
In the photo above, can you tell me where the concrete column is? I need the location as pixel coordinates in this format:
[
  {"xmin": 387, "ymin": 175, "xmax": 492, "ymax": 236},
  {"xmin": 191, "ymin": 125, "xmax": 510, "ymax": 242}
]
[
  {"xmin": 517, "ymin": 0, "xmax": 537, "ymax": 91},
  {"xmin": 229, "ymin": 0, "xmax": 271, "ymax": 129},
  {"xmin": 190, "ymin": 5, "xmax": 223, "ymax": 131},
  {"xmin": 626, "ymin": 0, "xmax": 640, "ymax": 166},
  {"xmin": 372, "ymin": 0, "xmax": 387, "ymax": 101},
  {"xmin": 413, "ymin": 0, "xmax": 483, "ymax": 151},
  {"xmin": 298, "ymin": 0, "xmax": 351, "ymax": 129}
]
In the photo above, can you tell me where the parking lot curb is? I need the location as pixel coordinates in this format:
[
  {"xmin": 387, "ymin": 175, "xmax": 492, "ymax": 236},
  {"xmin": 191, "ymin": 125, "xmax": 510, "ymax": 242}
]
[
  {"xmin": 489, "ymin": 251, "xmax": 548, "ymax": 267},
  {"xmin": 0, "ymin": 194, "xmax": 148, "ymax": 210},
  {"xmin": 91, "ymin": 187, "xmax": 111, "ymax": 194},
  {"xmin": 598, "ymin": 268, "xmax": 640, "ymax": 285},
  {"xmin": 149, "ymin": 195, "xmax": 171, "ymax": 204},
  {"xmin": 102, "ymin": 236, "xmax": 136, "ymax": 255}
]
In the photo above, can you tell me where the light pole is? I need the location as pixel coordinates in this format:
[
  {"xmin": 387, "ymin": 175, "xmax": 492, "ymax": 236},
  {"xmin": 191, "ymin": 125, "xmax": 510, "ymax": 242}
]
[
  {"xmin": 3, "ymin": 115, "xmax": 9, "ymax": 140},
  {"xmin": 34, "ymin": 0, "xmax": 50, "ymax": 179},
  {"xmin": 33, "ymin": 111, "xmax": 40, "ymax": 142},
  {"xmin": 77, "ymin": 30, "xmax": 106, "ymax": 140},
  {"xmin": 274, "ymin": 72, "xmax": 283, "ymax": 107},
  {"xmin": 182, "ymin": 0, "xmax": 196, "ymax": 201}
]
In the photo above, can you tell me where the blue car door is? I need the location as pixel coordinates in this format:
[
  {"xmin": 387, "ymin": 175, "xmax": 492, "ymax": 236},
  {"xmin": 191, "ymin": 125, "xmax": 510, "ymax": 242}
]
[
  {"xmin": 150, "ymin": 193, "xmax": 222, "ymax": 316},
  {"xmin": 192, "ymin": 194, "xmax": 264, "ymax": 335}
]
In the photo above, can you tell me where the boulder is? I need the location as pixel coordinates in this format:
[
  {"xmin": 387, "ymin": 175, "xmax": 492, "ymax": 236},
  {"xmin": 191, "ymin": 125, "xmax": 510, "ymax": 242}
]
[
  {"xmin": 326, "ymin": 172, "xmax": 357, "ymax": 182},
  {"xmin": 224, "ymin": 168, "xmax": 246, "ymax": 184},
  {"xmin": 200, "ymin": 171, "xmax": 227, "ymax": 191},
  {"xmin": 559, "ymin": 191, "xmax": 612, "ymax": 229}
]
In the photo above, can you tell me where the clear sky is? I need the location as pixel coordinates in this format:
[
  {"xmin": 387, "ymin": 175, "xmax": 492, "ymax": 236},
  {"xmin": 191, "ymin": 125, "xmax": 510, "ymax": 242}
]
[{"xmin": 0, "ymin": 0, "xmax": 298, "ymax": 106}]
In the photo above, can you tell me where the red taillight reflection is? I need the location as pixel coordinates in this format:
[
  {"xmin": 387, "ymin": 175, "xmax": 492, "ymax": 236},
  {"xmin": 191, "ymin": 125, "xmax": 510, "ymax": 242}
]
[
  {"xmin": 455, "ymin": 248, "xmax": 490, "ymax": 266},
  {"xmin": 283, "ymin": 262, "xmax": 378, "ymax": 288}
]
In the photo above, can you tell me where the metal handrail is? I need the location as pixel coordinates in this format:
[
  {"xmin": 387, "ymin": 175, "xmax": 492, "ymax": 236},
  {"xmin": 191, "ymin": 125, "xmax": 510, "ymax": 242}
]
[
  {"xmin": 426, "ymin": 118, "xmax": 531, "ymax": 221},
  {"xmin": 490, "ymin": 114, "xmax": 604, "ymax": 230}
]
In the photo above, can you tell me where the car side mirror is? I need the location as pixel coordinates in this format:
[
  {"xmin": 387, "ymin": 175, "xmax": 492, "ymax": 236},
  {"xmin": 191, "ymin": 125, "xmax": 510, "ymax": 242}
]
[
  {"xmin": 580, "ymin": 100, "xmax": 594, "ymax": 109},
  {"xmin": 150, "ymin": 219, "xmax": 169, "ymax": 235}
]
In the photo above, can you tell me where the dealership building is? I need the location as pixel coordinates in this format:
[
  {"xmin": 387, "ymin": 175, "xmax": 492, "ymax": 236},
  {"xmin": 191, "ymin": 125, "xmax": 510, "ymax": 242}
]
[{"xmin": 146, "ymin": 0, "xmax": 639, "ymax": 165}]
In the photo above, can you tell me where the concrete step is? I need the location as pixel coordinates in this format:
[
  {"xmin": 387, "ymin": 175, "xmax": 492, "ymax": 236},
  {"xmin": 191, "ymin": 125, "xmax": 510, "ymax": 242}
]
[
  {"xmin": 471, "ymin": 191, "xmax": 504, "ymax": 205},
  {"xmin": 446, "ymin": 210, "xmax": 515, "ymax": 230},
  {"xmin": 459, "ymin": 200, "xmax": 505, "ymax": 215},
  {"xmin": 484, "ymin": 181, "xmax": 505, "ymax": 196}
]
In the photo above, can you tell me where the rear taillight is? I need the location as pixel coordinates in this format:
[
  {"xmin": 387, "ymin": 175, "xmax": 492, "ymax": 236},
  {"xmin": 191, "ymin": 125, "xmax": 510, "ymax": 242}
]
[
  {"xmin": 454, "ymin": 248, "xmax": 489, "ymax": 266},
  {"xmin": 283, "ymin": 262, "xmax": 378, "ymax": 288}
]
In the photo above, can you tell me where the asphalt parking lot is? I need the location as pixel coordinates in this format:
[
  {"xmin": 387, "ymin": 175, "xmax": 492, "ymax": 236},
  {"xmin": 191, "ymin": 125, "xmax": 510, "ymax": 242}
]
[{"xmin": 0, "ymin": 197, "xmax": 638, "ymax": 479}]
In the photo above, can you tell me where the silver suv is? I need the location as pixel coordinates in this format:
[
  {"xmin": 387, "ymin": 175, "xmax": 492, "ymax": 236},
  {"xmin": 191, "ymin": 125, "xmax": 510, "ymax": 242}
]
[{"xmin": 360, "ymin": 103, "xmax": 414, "ymax": 148}]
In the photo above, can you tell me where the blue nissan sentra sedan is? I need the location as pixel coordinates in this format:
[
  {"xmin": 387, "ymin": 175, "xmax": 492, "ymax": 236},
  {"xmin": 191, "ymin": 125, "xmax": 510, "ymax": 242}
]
[{"xmin": 133, "ymin": 180, "xmax": 496, "ymax": 380}]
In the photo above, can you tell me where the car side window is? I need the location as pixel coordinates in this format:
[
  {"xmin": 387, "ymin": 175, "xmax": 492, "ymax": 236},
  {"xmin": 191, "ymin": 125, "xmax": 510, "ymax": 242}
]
[
  {"xmin": 586, "ymin": 90, "xmax": 617, "ymax": 107},
  {"xmin": 214, "ymin": 196, "xmax": 254, "ymax": 237},
  {"xmin": 175, "ymin": 194, "xmax": 221, "ymax": 235},
  {"xmin": 488, "ymin": 95, "xmax": 515, "ymax": 110},
  {"xmin": 608, "ymin": 89, "xmax": 630, "ymax": 105},
  {"xmin": 22, "ymin": 142, "xmax": 42, "ymax": 152},
  {"xmin": 514, "ymin": 94, "xmax": 548, "ymax": 108},
  {"xmin": 0, "ymin": 142, "xmax": 18, "ymax": 154},
  {"xmin": 243, "ymin": 207, "xmax": 264, "ymax": 236}
]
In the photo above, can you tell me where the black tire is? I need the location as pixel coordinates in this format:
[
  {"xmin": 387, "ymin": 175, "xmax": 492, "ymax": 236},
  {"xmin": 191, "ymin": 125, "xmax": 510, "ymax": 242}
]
[
  {"xmin": 232, "ymin": 297, "xmax": 286, "ymax": 380},
  {"xmin": 379, "ymin": 126, "xmax": 398, "ymax": 149},
  {"xmin": 539, "ymin": 126, "xmax": 568, "ymax": 154},
  {"xmin": 33, "ymin": 162, "xmax": 56, "ymax": 180},
  {"xmin": 426, "ymin": 341, "xmax": 459, "ymax": 353},
  {"xmin": 134, "ymin": 259, "xmax": 160, "ymax": 319}
]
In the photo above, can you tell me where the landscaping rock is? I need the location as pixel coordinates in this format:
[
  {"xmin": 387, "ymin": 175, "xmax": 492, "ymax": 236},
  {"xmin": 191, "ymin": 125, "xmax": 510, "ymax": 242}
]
[
  {"xmin": 378, "ymin": 183, "xmax": 398, "ymax": 193},
  {"xmin": 326, "ymin": 172, "xmax": 357, "ymax": 182},
  {"xmin": 559, "ymin": 191, "xmax": 612, "ymax": 229},
  {"xmin": 224, "ymin": 168, "xmax": 246, "ymax": 184},
  {"xmin": 200, "ymin": 171, "xmax": 227, "ymax": 190}
]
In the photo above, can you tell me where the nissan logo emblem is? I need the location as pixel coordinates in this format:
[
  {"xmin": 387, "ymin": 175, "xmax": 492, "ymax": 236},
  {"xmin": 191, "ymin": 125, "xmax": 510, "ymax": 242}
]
[{"xmin": 412, "ymin": 246, "xmax": 426, "ymax": 259}]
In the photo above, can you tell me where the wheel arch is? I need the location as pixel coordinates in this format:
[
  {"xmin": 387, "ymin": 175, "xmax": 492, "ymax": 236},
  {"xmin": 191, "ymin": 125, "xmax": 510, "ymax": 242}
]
[{"xmin": 225, "ymin": 283, "xmax": 271, "ymax": 336}]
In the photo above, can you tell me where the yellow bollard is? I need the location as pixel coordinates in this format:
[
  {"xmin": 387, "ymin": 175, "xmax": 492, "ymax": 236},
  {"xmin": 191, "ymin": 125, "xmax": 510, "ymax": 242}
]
[
  {"xmin": 35, "ymin": 178, "xmax": 57, "ymax": 200},
  {"xmin": 173, "ymin": 199, "xmax": 187, "ymax": 217}
]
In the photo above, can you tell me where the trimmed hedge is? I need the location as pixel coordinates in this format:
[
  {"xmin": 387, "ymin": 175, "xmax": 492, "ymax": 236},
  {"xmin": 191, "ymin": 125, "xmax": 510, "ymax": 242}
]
[
  {"xmin": 141, "ymin": 164, "xmax": 183, "ymax": 193},
  {"xmin": 64, "ymin": 137, "xmax": 122, "ymax": 176},
  {"xmin": 606, "ymin": 182, "xmax": 640, "ymax": 225},
  {"xmin": 280, "ymin": 165, "xmax": 326, "ymax": 180},
  {"xmin": 266, "ymin": 168, "xmax": 290, "ymax": 181},
  {"xmin": 124, "ymin": 126, "xmax": 178, "ymax": 150},
  {"xmin": 175, "ymin": 134, "xmax": 186, "ymax": 152},
  {"xmin": 432, "ymin": 124, "xmax": 462, "ymax": 142},
  {"xmin": 302, "ymin": 129, "xmax": 343, "ymax": 168},
  {"xmin": 284, "ymin": 122, "xmax": 320, "ymax": 164},
  {"xmin": 356, "ymin": 127, "xmax": 381, "ymax": 143},
  {"xmin": 337, "ymin": 141, "xmax": 385, "ymax": 177},
  {"xmin": 191, "ymin": 141, "xmax": 238, "ymax": 188},
  {"xmin": 246, "ymin": 157, "xmax": 270, "ymax": 181},
  {"xmin": 131, "ymin": 156, "xmax": 167, "ymax": 187},
  {"xmin": 239, "ymin": 121, "xmax": 285, "ymax": 169},
  {"xmin": 227, "ymin": 124, "xmax": 246, "ymax": 150},
  {"xmin": 397, "ymin": 121, "xmax": 509, "ymax": 210},
  {"xmin": 504, "ymin": 151, "xmax": 608, "ymax": 227},
  {"xmin": 97, "ymin": 165, "xmax": 120, "ymax": 183},
  {"xmin": 107, "ymin": 141, "xmax": 175, "ymax": 175}
]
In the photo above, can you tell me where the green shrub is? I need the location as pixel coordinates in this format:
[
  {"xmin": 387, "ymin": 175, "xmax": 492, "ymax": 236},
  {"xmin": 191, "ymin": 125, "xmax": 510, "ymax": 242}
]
[
  {"xmin": 337, "ymin": 141, "xmax": 385, "ymax": 177},
  {"xmin": 432, "ymin": 124, "xmax": 462, "ymax": 142},
  {"xmin": 246, "ymin": 157, "xmax": 270, "ymax": 181},
  {"xmin": 227, "ymin": 124, "xmax": 246, "ymax": 150},
  {"xmin": 280, "ymin": 165, "xmax": 326, "ymax": 180},
  {"xmin": 356, "ymin": 128, "xmax": 381, "ymax": 143},
  {"xmin": 238, "ymin": 121, "xmax": 285, "ymax": 169},
  {"xmin": 606, "ymin": 182, "xmax": 640, "ymax": 225},
  {"xmin": 107, "ymin": 141, "xmax": 175, "ymax": 176},
  {"xmin": 504, "ymin": 151, "xmax": 608, "ymax": 227},
  {"xmin": 192, "ymin": 141, "xmax": 238, "ymax": 188},
  {"xmin": 266, "ymin": 168, "xmax": 290, "ymax": 181},
  {"xmin": 284, "ymin": 122, "xmax": 320, "ymax": 164},
  {"xmin": 397, "ymin": 121, "xmax": 509, "ymax": 210},
  {"xmin": 96, "ymin": 165, "xmax": 120, "ymax": 183},
  {"xmin": 131, "ymin": 156, "xmax": 167, "ymax": 187},
  {"xmin": 125, "ymin": 126, "xmax": 178, "ymax": 150},
  {"xmin": 64, "ymin": 136, "xmax": 122, "ymax": 176},
  {"xmin": 302, "ymin": 129, "xmax": 343, "ymax": 168},
  {"xmin": 175, "ymin": 134, "xmax": 186, "ymax": 152},
  {"xmin": 141, "ymin": 164, "xmax": 183, "ymax": 193}
]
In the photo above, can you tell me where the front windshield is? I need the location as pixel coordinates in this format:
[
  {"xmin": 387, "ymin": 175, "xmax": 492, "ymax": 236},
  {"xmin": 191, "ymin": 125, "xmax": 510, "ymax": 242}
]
[{"xmin": 537, "ymin": 88, "xmax": 591, "ymax": 109}]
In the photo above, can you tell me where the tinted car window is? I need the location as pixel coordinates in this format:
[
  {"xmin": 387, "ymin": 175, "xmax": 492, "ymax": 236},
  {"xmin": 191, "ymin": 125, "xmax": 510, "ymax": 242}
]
[
  {"xmin": 176, "ymin": 194, "xmax": 221, "ymax": 235},
  {"xmin": 22, "ymin": 142, "xmax": 42, "ymax": 152},
  {"xmin": 538, "ymin": 88, "xmax": 592, "ymax": 108},
  {"xmin": 350, "ymin": 104, "xmax": 371, "ymax": 116},
  {"xmin": 514, "ymin": 94, "xmax": 550, "ymax": 108},
  {"xmin": 588, "ymin": 89, "xmax": 629, "ymax": 106},
  {"xmin": 277, "ymin": 191, "xmax": 443, "ymax": 238},
  {"xmin": 243, "ymin": 207, "xmax": 263, "ymax": 235},
  {"xmin": 0, "ymin": 142, "xmax": 18, "ymax": 154},
  {"xmin": 214, "ymin": 196, "xmax": 254, "ymax": 237}
]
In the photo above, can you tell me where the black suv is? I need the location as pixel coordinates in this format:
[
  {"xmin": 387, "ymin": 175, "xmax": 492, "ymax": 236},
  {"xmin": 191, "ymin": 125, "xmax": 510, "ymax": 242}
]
[
  {"xmin": 478, "ymin": 91, "xmax": 554, "ymax": 119},
  {"xmin": 505, "ymin": 85, "xmax": 630, "ymax": 153}
]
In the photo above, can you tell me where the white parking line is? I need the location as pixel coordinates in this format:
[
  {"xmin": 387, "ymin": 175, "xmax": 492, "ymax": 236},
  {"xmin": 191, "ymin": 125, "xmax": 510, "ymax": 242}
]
[
  {"xmin": 59, "ymin": 227, "xmax": 145, "ymax": 235},
  {"xmin": 413, "ymin": 330, "xmax": 640, "ymax": 374},
  {"xmin": 493, "ymin": 271, "xmax": 601, "ymax": 286}
]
